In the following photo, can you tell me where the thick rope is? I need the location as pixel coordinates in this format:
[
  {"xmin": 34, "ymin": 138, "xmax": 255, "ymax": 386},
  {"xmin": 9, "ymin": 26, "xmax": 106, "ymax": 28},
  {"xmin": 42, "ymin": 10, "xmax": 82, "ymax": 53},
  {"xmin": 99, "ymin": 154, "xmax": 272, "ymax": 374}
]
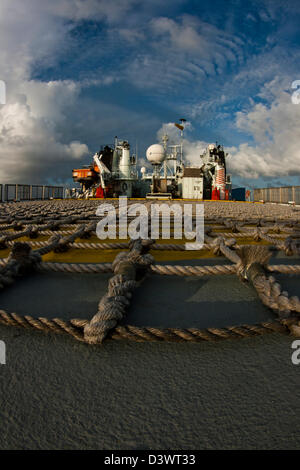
[
  {"xmin": 21, "ymin": 240, "xmax": 213, "ymax": 251},
  {"xmin": 0, "ymin": 310, "xmax": 85, "ymax": 341},
  {"xmin": 0, "ymin": 309, "xmax": 299, "ymax": 342},
  {"xmin": 83, "ymin": 239, "xmax": 155, "ymax": 344},
  {"xmin": 0, "ymin": 225, "xmax": 39, "ymax": 248},
  {"xmin": 38, "ymin": 262, "xmax": 113, "ymax": 273},
  {"xmin": 35, "ymin": 235, "xmax": 61, "ymax": 256},
  {"xmin": 19, "ymin": 261, "xmax": 300, "ymax": 276},
  {"xmin": 0, "ymin": 243, "xmax": 41, "ymax": 289},
  {"xmin": 236, "ymin": 245, "xmax": 300, "ymax": 318},
  {"xmin": 0, "ymin": 200, "xmax": 298, "ymax": 346}
]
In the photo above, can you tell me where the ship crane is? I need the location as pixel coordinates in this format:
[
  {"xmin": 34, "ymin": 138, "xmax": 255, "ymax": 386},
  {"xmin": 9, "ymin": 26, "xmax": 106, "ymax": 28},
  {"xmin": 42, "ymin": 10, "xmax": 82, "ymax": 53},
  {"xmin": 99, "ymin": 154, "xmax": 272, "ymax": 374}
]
[{"xmin": 93, "ymin": 153, "xmax": 110, "ymax": 191}]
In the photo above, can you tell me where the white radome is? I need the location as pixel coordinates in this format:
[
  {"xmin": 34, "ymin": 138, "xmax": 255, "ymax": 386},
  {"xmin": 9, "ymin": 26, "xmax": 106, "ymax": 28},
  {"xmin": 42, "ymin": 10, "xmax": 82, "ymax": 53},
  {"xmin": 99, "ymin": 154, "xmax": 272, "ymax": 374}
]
[
  {"xmin": 141, "ymin": 166, "xmax": 146, "ymax": 174},
  {"xmin": 146, "ymin": 144, "xmax": 165, "ymax": 164},
  {"xmin": 208, "ymin": 144, "xmax": 215, "ymax": 150}
]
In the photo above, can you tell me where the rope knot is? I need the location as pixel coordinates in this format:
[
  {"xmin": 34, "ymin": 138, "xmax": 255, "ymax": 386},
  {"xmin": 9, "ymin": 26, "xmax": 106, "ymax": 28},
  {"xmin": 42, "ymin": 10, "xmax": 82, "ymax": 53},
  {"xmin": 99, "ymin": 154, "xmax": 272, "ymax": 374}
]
[
  {"xmin": 47, "ymin": 222, "xmax": 60, "ymax": 231},
  {"xmin": 283, "ymin": 237, "xmax": 300, "ymax": 256},
  {"xmin": 211, "ymin": 237, "xmax": 223, "ymax": 255},
  {"xmin": 0, "ymin": 235, "xmax": 7, "ymax": 249},
  {"xmin": 80, "ymin": 222, "xmax": 97, "ymax": 239},
  {"xmin": 54, "ymin": 238, "xmax": 71, "ymax": 253},
  {"xmin": 27, "ymin": 226, "xmax": 38, "ymax": 239},
  {"xmin": 223, "ymin": 221, "xmax": 241, "ymax": 233},
  {"xmin": 224, "ymin": 238, "xmax": 236, "ymax": 248},
  {"xmin": 253, "ymin": 228, "xmax": 262, "ymax": 242},
  {"xmin": 236, "ymin": 245, "xmax": 271, "ymax": 281},
  {"xmin": 12, "ymin": 221, "xmax": 24, "ymax": 231},
  {"xmin": 211, "ymin": 236, "xmax": 235, "ymax": 255},
  {"xmin": 282, "ymin": 319, "xmax": 300, "ymax": 337},
  {"xmin": 272, "ymin": 224, "xmax": 282, "ymax": 234},
  {"xmin": 6, "ymin": 242, "xmax": 41, "ymax": 276},
  {"xmin": 84, "ymin": 238, "xmax": 155, "ymax": 344}
]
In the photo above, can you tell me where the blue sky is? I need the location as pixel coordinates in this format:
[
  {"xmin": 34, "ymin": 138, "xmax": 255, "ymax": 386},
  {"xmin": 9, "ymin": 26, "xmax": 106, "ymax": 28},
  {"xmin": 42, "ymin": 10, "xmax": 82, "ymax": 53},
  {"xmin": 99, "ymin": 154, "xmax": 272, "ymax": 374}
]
[{"xmin": 0, "ymin": 0, "xmax": 300, "ymax": 188}]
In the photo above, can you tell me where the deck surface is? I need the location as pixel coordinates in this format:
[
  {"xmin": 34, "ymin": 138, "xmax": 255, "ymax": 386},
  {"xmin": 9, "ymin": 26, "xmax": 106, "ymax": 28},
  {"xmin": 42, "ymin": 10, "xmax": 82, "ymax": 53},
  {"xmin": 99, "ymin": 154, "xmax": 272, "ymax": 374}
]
[{"xmin": 0, "ymin": 200, "xmax": 299, "ymax": 449}]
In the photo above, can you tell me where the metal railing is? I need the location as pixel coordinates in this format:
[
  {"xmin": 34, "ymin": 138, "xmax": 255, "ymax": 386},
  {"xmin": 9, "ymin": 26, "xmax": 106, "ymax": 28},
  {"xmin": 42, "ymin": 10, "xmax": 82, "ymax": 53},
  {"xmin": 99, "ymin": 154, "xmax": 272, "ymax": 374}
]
[
  {"xmin": 1, "ymin": 184, "xmax": 64, "ymax": 202},
  {"xmin": 253, "ymin": 186, "xmax": 300, "ymax": 204}
]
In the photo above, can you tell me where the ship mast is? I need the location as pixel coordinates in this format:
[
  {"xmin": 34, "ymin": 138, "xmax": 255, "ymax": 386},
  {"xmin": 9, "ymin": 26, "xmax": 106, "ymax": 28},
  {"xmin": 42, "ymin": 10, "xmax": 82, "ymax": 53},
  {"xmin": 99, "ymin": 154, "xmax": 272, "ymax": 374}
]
[{"xmin": 179, "ymin": 118, "xmax": 186, "ymax": 165}]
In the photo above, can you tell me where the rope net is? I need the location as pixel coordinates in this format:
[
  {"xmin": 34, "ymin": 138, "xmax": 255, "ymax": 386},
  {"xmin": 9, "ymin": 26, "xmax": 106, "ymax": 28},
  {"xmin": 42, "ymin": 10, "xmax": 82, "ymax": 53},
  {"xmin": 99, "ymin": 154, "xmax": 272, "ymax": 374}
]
[{"xmin": 0, "ymin": 199, "xmax": 299, "ymax": 344}]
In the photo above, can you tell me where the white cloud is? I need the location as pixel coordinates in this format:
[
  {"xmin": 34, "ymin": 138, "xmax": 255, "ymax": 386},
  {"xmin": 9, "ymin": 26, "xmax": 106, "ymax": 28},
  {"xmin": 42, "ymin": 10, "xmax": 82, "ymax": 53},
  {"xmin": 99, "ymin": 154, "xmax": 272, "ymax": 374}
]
[
  {"xmin": 157, "ymin": 80, "xmax": 300, "ymax": 183},
  {"xmin": 151, "ymin": 17, "xmax": 208, "ymax": 51},
  {"xmin": 44, "ymin": 0, "xmax": 139, "ymax": 23},
  {"xmin": 0, "ymin": 0, "xmax": 298, "ymax": 188},
  {"xmin": 126, "ymin": 15, "xmax": 245, "ymax": 92},
  {"xmin": 0, "ymin": 78, "xmax": 89, "ymax": 183},
  {"xmin": 0, "ymin": 0, "xmax": 92, "ymax": 184},
  {"xmin": 227, "ymin": 82, "xmax": 300, "ymax": 179},
  {"xmin": 0, "ymin": 88, "xmax": 89, "ymax": 183}
]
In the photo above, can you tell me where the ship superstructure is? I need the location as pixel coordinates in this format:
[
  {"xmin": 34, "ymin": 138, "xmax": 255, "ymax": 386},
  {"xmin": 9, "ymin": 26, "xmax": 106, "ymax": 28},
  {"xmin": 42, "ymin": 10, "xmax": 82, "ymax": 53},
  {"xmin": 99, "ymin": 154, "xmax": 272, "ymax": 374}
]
[{"xmin": 72, "ymin": 122, "xmax": 231, "ymax": 200}]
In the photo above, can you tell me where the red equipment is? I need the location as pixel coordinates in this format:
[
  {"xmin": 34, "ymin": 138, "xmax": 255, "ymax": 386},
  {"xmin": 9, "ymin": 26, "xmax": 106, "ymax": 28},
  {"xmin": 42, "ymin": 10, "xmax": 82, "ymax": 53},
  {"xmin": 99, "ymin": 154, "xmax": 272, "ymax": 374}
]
[
  {"xmin": 95, "ymin": 186, "xmax": 105, "ymax": 198},
  {"xmin": 211, "ymin": 188, "xmax": 220, "ymax": 200}
]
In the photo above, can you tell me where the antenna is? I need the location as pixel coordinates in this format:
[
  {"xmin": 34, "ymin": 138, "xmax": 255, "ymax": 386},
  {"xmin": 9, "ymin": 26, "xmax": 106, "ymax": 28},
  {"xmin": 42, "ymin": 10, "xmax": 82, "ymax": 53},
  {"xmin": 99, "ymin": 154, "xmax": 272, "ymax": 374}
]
[
  {"xmin": 179, "ymin": 118, "xmax": 186, "ymax": 164},
  {"xmin": 136, "ymin": 140, "xmax": 138, "ymax": 166},
  {"xmin": 162, "ymin": 134, "xmax": 169, "ymax": 150},
  {"xmin": 162, "ymin": 135, "xmax": 169, "ymax": 178}
]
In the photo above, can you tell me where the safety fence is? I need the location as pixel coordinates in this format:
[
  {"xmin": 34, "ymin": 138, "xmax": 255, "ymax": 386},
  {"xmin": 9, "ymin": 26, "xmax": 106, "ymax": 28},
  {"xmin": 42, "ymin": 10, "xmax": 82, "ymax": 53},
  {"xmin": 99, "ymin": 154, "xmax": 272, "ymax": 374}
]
[
  {"xmin": 254, "ymin": 186, "xmax": 300, "ymax": 204},
  {"xmin": 1, "ymin": 184, "xmax": 64, "ymax": 202},
  {"xmin": 0, "ymin": 199, "xmax": 299, "ymax": 344}
]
